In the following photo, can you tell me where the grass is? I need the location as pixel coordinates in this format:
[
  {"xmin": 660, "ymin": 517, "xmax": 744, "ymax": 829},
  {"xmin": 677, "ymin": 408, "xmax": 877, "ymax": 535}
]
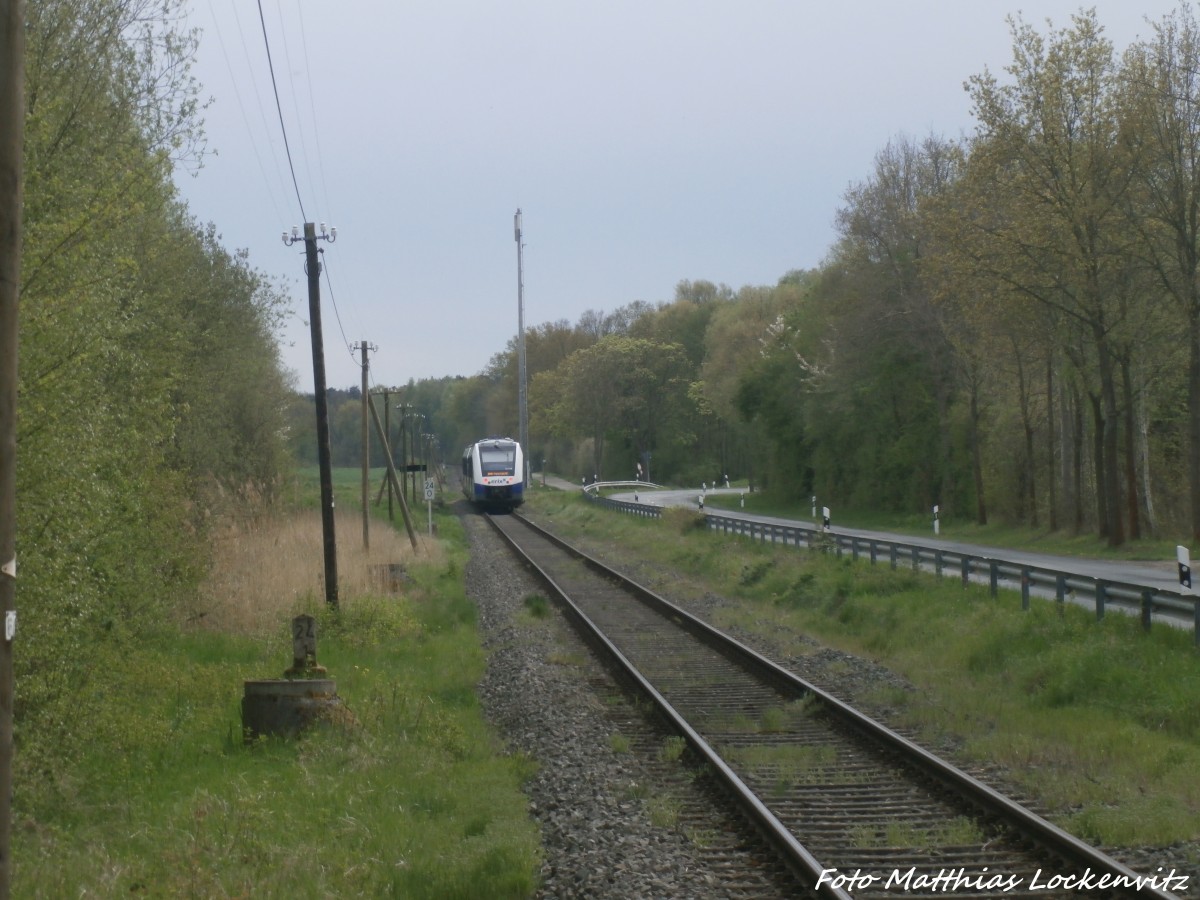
[
  {"xmin": 609, "ymin": 733, "xmax": 631, "ymax": 754},
  {"xmin": 526, "ymin": 488, "xmax": 1200, "ymax": 849},
  {"xmin": 659, "ymin": 735, "xmax": 687, "ymax": 763},
  {"xmin": 701, "ymin": 490, "xmax": 1191, "ymax": 561},
  {"xmin": 846, "ymin": 817, "xmax": 983, "ymax": 850},
  {"xmin": 646, "ymin": 795, "xmax": 681, "ymax": 829},
  {"xmin": 14, "ymin": 476, "xmax": 541, "ymax": 898},
  {"xmin": 725, "ymin": 743, "xmax": 837, "ymax": 786},
  {"xmin": 522, "ymin": 593, "xmax": 550, "ymax": 619}
]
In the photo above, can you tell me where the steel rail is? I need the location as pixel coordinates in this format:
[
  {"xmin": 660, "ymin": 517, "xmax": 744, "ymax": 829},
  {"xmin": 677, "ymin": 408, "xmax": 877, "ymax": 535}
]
[{"xmin": 485, "ymin": 512, "xmax": 853, "ymax": 898}]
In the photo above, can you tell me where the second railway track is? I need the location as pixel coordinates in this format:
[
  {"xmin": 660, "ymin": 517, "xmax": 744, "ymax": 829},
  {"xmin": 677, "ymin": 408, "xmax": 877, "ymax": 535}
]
[{"xmin": 486, "ymin": 510, "xmax": 1184, "ymax": 899}]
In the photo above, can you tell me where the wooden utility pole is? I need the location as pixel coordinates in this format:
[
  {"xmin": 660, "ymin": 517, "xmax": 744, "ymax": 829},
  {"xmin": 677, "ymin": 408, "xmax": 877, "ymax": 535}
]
[
  {"xmin": 368, "ymin": 396, "xmax": 419, "ymax": 550},
  {"xmin": 0, "ymin": 0, "xmax": 24, "ymax": 894},
  {"xmin": 284, "ymin": 223, "xmax": 338, "ymax": 606},
  {"xmin": 397, "ymin": 402, "xmax": 411, "ymax": 502},
  {"xmin": 352, "ymin": 341, "xmax": 375, "ymax": 551},
  {"xmin": 382, "ymin": 389, "xmax": 394, "ymax": 519},
  {"xmin": 369, "ymin": 387, "xmax": 397, "ymax": 520}
]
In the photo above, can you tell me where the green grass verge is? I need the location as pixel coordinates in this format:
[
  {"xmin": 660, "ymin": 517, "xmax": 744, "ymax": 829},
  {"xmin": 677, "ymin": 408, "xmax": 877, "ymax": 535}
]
[
  {"xmin": 700, "ymin": 490, "xmax": 1190, "ymax": 561},
  {"xmin": 531, "ymin": 490, "xmax": 1200, "ymax": 848},
  {"xmin": 14, "ymin": 513, "xmax": 540, "ymax": 898}
]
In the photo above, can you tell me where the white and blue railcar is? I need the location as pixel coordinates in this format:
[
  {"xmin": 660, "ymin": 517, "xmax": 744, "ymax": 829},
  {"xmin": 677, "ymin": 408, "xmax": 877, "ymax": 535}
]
[{"xmin": 461, "ymin": 437, "xmax": 525, "ymax": 510}]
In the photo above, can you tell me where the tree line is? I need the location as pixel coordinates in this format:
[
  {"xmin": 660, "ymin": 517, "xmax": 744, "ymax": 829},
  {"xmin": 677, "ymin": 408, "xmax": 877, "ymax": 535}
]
[
  {"xmin": 317, "ymin": 7, "xmax": 1200, "ymax": 548},
  {"xmin": 16, "ymin": 0, "xmax": 294, "ymax": 781}
]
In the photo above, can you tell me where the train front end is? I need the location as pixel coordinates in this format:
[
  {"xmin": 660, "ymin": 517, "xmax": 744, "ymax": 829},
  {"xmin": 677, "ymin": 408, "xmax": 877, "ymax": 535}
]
[{"xmin": 463, "ymin": 438, "xmax": 525, "ymax": 510}]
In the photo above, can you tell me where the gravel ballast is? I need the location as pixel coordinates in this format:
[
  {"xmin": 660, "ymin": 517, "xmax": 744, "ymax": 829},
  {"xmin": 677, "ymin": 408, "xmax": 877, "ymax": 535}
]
[{"xmin": 464, "ymin": 512, "xmax": 763, "ymax": 898}]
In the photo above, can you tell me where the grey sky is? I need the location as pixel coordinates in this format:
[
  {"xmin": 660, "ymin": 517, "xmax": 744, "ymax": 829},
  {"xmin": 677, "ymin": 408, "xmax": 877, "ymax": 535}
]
[{"xmin": 177, "ymin": 1, "xmax": 1169, "ymax": 393}]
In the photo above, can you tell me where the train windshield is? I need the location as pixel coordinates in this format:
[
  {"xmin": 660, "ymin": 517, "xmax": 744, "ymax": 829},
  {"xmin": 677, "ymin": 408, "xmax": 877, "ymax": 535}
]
[{"xmin": 479, "ymin": 443, "xmax": 516, "ymax": 476}]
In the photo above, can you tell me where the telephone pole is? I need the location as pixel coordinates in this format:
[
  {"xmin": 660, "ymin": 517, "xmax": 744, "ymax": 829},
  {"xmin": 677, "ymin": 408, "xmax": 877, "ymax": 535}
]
[
  {"xmin": 369, "ymin": 386, "xmax": 399, "ymax": 520},
  {"xmin": 284, "ymin": 223, "xmax": 338, "ymax": 607},
  {"xmin": 352, "ymin": 341, "xmax": 376, "ymax": 551},
  {"xmin": 0, "ymin": 1, "xmax": 25, "ymax": 894},
  {"xmin": 396, "ymin": 402, "xmax": 412, "ymax": 503}
]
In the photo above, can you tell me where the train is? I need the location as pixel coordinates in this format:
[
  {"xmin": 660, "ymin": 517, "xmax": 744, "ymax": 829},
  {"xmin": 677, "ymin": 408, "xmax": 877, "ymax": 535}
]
[{"xmin": 461, "ymin": 437, "xmax": 525, "ymax": 510}]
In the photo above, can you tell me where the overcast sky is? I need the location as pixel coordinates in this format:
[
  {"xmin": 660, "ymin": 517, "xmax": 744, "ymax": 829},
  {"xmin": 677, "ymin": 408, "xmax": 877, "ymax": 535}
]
[{"xmin": 176, "ymin": 1, "xmax": 1172, "ymax": 393}]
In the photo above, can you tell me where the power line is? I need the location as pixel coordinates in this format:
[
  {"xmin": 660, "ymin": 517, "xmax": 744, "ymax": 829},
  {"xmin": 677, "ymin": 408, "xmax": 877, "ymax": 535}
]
[
  {"xmin": 318, "ymin": 250, "xmax": 357, "ymax": 365},
  {"xmin": 206, "ymin": 2, "xmax": 289, "ymax": 227},
  {"xmin": 296, "ymin": 0, "xmax": 336, "ymax": 225},
  {"xmin": 255, "ymin": 0, "xmax": 306, "ymax": 222},
  {"xmin": 250, "ymin": 2, "xmax": 360, "ymax": 382},
  {"xmin": 274, "ymin": 0, "xmax": 319, "ymax": 211}
]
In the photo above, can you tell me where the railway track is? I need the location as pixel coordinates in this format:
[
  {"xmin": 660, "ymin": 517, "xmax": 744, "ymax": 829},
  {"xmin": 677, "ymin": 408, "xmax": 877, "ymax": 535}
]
[{"xmin": 486, "ymin": 511, "xmax": 1184, "ymax": 899}]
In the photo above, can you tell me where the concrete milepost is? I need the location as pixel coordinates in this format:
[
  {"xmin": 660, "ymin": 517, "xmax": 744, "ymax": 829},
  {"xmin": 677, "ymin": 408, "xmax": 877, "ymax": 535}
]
[{"xmin": 242, "ymin": 615, "xmax": 340, "ymax": 742}]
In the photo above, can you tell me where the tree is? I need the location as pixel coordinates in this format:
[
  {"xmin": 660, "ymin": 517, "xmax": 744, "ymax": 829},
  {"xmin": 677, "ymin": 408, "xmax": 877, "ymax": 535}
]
[
  {"xmin": 761, "ymin": 135, "xmax": 964, "ymax": 513},
  {"xmin": 538, "ymin": 336, "xmax": 694, "ymax": 480},
  {"xmin": 630, "ymin": 294, "xmax": 723, "ymax": 369},
  {"xmin": 734, "ymin": 310, "xmax": 816, "ymax": 496},
  {"xmin": 961, "ymin": 10, "xmax": 1133, "ymax": 544},
  {"xmin": 701, "ymin": 283, "xmax": 796, "ymax": 484},
  {"xmin": 834, "ymin": 133, "xmax": 962, "ymax": 512},
  {"xmin": 14, "ymin": 0, "xmax": 299, "ymax": 794},
  {"xmin": 1121, "ymin": 5, "xmax": 1200, "ymax": 541}
]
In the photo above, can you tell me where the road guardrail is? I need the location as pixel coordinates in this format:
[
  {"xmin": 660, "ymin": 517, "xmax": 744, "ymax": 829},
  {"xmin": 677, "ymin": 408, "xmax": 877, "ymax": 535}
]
[{"xmin": 584, "ymin": 493, "xmax": 1200, "ymax": 644}]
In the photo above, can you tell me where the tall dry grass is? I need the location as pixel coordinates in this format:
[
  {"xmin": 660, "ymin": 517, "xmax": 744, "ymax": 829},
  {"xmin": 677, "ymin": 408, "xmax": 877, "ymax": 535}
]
[{"xmin": 188, "ymin": 508, "xmax": 437, "ymax": 638}]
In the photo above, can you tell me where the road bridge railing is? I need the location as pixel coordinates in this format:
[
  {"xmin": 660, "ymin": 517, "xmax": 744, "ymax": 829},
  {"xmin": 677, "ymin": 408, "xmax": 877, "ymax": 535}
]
[{"xmin": 582, "ymin": 492, "xmax": 1199, "ymax": 644}]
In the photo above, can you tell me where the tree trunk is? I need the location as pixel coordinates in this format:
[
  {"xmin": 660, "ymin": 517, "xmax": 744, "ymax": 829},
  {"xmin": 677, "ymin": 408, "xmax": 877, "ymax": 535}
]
[
  {"xmin": 1097, "ymin": 339, "xmax": 1124, "ymax": 547},
  {"xmin": 1138, "ymin": 382, "xmax": 1157, "ymax": 535},
  {"xmin": 970, "ymin": 382, "xmax": 987, "ymax": 525},
  {"xmin": 933, "ymin": 368, "xmax": 955, "ymax": 518},
  {"xmin": 1191, "ymin": 307, "xmax": 1200, "ymax": 543},
  {"xmin": 592, "ymin": 432, "xmax": 605, "ymax": 480},
  {"xmin": 1013, "ymin": 344, "xmax": 1038, "ymax": 526},
  {"xmin": 1090, "ymin": 392, "xmax": 1107, "ymax": 538},
  {"xmin": 1121, "ymin": 357, "xmax": 1140, "ymax": 541},
  {"xmin": 1071, "ymin": 384, "xmax": 1085, "ymax": 533},
  {"xmin": 1046, "ymin": 353, "xmax": 1058, "ymax": 531}
]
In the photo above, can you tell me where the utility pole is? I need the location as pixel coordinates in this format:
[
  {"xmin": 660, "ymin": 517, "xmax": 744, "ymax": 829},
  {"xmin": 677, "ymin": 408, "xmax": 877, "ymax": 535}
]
[
  {"xmin": 352, "ymin": 341, "xmax": 376, "ymax": 550},
  {"xmin": 0, "ymin": 1, "xmax": 25, "ymax": 894},
  {"xmin": 396, "ymin": 402, "xmax": 412, "ymax": 504},
  {"xmin": 369, "ymin": 386, "xmax": 397, "ymax": 520},
  {"xmin": 284, "ymin": 223, "xmax": 338, "ymax": 607},
  {"xmin": 398, "ymin": 408, "xmax": 418, "ymax": 507},
  {"xmin": 408, "ymin": 413, "xmax": 424, "ymax": 505},
  {"xmin": 514, "ymin": 209, "xmax": 529, "ymax": 485},
  {"xmin": 367, "ymin": 395, "xmax": 418, "ymax": 550}
]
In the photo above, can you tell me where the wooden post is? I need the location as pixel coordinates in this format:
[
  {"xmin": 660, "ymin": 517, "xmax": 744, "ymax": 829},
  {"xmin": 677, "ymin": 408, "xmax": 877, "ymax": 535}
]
[
  {"xmin": 300, "ymin": 224, "xmax": 338, "ymax": 607},
  {"xmin": 356, "ymin": 342, "xmax": 370, "ymax": 551},
  {"xmin": 368, "ymin": 395, "xmax": 418, "ymax": 550}
]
